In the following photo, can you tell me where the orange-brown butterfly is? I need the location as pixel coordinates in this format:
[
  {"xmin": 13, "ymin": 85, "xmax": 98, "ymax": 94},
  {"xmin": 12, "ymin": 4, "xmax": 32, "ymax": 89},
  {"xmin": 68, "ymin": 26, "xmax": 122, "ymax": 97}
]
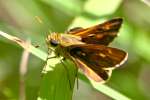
[{"xmin": 46, "ymin": 18, "xmax": 128, "ymax": 83}]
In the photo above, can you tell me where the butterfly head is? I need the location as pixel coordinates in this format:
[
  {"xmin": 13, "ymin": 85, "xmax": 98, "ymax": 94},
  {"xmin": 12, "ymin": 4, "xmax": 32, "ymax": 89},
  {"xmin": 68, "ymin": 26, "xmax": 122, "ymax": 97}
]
[{"xmin": 46, "ymin": 32, "xmax": 61, "ymax": 47}]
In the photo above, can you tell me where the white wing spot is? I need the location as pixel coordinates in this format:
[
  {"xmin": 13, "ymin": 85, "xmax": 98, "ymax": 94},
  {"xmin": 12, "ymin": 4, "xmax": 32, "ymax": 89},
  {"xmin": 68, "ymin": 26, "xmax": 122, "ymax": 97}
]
[
  {"xmin": 108, "ymin": 49, "xmax": 112, "ymax": 54},
  {"xmin": 99, "ymin": 53, "xmax": 106, "ymax": 58}
]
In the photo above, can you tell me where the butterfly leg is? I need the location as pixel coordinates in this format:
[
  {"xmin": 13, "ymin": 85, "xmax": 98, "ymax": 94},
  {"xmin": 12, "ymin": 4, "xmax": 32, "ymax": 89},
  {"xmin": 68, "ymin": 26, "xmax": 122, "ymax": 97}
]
[
  {"xmin": 41, "ymin": 56, "xmax": 57, "ymax": 74},
  {"xmin": 75, "ymin": 67, "xmax": 79, "ymax": 89},
  {"xmin": 69, "ymin": 59, "xmax": 79, "ymax": 89},
  {"xmin": 42, "ymin": 46, "xmax": 57, "ymax": 73},
  {"xmin": 60, "ymin": 59, "xmax": 73, "ymax": 90},
  {"xmin": 62, "ymin": 58, "xmax": 79, "ymax": 89}
]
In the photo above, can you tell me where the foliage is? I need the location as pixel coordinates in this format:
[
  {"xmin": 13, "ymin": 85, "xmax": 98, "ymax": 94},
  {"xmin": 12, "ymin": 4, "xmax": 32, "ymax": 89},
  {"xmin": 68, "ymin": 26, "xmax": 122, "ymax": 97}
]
[{"xmin": 0, "ymin": 0, "xmax": 150, "ymax": 100}]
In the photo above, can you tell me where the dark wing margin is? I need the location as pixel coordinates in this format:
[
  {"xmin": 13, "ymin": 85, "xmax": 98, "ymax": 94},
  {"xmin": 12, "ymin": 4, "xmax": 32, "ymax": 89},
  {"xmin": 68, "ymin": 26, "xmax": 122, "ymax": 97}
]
[
  {"xmin": 73, "ymin": 58, "xmax": 112, "ymax": 82},
  {"xmin": 67, "ymin": 44, "xmax": 127, "ymax": 82},
  {"xmin": 67, "ymin": 18, "xmax": 123, "ymax": 45}
]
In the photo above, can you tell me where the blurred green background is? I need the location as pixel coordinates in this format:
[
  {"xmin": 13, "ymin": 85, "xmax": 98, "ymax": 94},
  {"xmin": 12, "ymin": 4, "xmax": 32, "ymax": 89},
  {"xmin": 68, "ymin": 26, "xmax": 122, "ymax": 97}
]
[{"xmin": 0, "ymin": 0, "xmax": 150, "ymax": 100}]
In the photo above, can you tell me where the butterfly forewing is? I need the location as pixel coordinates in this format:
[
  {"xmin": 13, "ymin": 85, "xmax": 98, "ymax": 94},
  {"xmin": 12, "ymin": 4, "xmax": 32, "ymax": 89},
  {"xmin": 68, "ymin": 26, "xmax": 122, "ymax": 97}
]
[
  {"xmin": 67, "ymin": 18, "xmax": 123, "ymax": 45},
  {"xmin": 68, "ymin": 44, "xmax": 127, "ymax": 82}
]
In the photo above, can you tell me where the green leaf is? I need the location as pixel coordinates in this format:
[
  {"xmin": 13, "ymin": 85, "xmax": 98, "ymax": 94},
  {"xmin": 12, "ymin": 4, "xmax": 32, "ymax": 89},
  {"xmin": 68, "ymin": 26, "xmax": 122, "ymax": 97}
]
[
  {"xmin": 41, "ymin": 0, "xmax": 84, "ymax": 16},
  {"xmin": 134, "ymin": 30, "xmax": 150, "ymax": 61},
  {"xmin": 90, "ymin": 80, "xmax": 131, "ymax": 100},
  {"xmin": 38, "ymin": 59, "xmax": 76, "ymax": 100},
  {"xmin": 68, "ymin": 16, "xmax": 106, "ymax": 29},
  {"xmin": 141, "ymin": 0, "xmax": 150, "ymax": 6},
  {"xmin": 84, "ymin": 0, "xmax": 122, "ymax": 16}
]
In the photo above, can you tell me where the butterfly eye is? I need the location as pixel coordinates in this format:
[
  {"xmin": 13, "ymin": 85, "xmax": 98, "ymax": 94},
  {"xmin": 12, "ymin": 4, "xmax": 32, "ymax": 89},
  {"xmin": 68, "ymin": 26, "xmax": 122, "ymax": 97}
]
[{"xmin": 50, "ymin": 40, "xmax": 59, "ymax": 46}]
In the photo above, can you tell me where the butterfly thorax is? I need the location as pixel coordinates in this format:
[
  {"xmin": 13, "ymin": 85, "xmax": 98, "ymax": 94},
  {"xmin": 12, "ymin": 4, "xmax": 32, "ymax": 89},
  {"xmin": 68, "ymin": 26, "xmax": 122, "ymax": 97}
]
[
  {"xmin": 46, "ymin": 32, "xmax": 85, "ymax": 57},
  {"xmin": 46, "ymin": 33, "xmax": 84, "ymax": 46}
]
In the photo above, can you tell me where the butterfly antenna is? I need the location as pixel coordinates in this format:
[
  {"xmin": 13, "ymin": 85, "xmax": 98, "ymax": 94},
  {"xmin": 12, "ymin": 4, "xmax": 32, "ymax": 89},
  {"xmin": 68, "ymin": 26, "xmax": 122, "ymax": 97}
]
[
  {"xmin": 35, "ymin": 16, "xmax": 54, "ymax": 71},
  {"xmin": 35, "ymin": 16, "xmax": 43, "ymax": 24},
  {"xmin": 35, "ymin": 16, "xmax": 52, "ymax": 36}
]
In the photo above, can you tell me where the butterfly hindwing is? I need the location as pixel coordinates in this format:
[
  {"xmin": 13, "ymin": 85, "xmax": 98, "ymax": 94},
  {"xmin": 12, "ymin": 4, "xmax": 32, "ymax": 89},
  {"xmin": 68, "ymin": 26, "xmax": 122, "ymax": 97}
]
[
  {"xmin": 67, "ymin": 44, "xmax": 127, "ymax": 82},
  {"xmin": 74, "ymin": 58, "xmax": 112, "ymax": 82}
]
